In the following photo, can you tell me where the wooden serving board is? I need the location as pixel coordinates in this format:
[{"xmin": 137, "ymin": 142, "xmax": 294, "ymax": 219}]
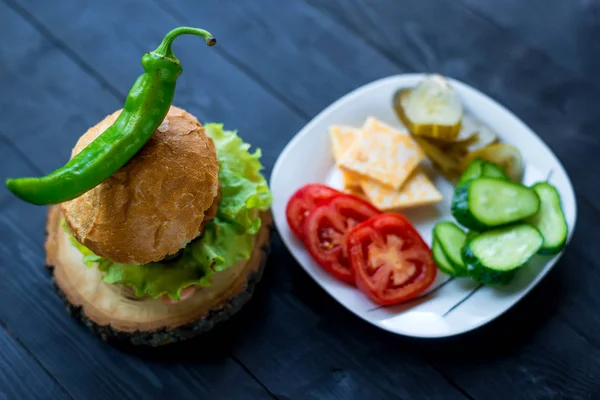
[{"xmin": 45, "ymin": 205, "xmax": 272, "ymax": 346}]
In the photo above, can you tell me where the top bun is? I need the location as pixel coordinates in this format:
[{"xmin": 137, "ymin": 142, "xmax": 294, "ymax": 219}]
[{"xmin": 61, "ymin": 106, "xmax": 220, "ymax": 265}]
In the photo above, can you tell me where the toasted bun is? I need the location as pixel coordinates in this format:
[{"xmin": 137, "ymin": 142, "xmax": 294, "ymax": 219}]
[{"xmin": 61, "ymin": 106, "xmax": 219, "ymax": 265}]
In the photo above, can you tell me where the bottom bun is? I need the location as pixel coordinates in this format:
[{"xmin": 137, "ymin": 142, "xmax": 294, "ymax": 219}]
[{"xmin": 45, "ymin": 206, "xmax": 272, "ymax": 347}]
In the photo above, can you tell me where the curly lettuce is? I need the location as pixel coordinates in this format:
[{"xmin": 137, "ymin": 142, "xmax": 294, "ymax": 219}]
[{"xmin": 64, "ymin": 124, "xmax": 271, "ymax": 300}]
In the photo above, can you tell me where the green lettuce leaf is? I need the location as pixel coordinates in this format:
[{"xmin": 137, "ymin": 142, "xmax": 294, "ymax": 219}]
[{"xmin": 64, "ymin": 123, "xmax": 271, "ymax": 300}]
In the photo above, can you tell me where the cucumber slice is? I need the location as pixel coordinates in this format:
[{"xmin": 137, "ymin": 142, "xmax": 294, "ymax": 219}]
[
  {"xmin": 462, "ymin": 143, "xmax": 523, "ymax": 182},
  {"xmin": 526, "ymin": 182, "xmax": 568, "ymax": 254},
  {"xmin": 481, "ymin": 161, "xmax": 508, "ymax": 180},
  {"xmin": 433, "ymin": 221, "xmax": 467, "ymax": 274},
  {"xmin": 457, "ymin": 159, "xmax": 483, "ymax": 185},
  {"xmin": 457, "ymin": 159, "xmax": 507, "ymax": 185},
  {"xmin": 462, "ymin": 224, "xmax": 543, "ymax": 284},
  {"xmin": 432, "ymin": 238, "xmax": 463, "ymax": 277},
  {"xmin": 466, "ymin": 230, "xmax": 479, "ymax": 241},
  {"xmin": 452, "ymin": 177, "xmax": 540, "ymax": 230}
]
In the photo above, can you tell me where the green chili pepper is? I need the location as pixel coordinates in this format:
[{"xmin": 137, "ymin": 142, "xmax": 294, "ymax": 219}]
[{"xmin": 6, "ymin": 27, "xmax": 216, "ymax": 205}]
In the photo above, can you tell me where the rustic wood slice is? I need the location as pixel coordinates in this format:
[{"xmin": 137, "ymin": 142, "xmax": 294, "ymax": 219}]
[{"xmin": 45, "ymin": 205, "xmax": 273, "ymax": 346}]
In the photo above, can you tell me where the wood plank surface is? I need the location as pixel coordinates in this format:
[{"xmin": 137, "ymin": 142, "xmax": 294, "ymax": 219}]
[
  {"xmin": 0, "ymin": 327, "xmax": 69, "ymax": 400},
  {"xmin": 461, "ymin": 0, "xmax": 600, "ymax": 86},
  {"xmin": 1, "ymin": 0, "xmax": 599, "ymax": 399},
  {"xmin": 156, "ymin": 0, "xmax": 402, "ymax": 118}
]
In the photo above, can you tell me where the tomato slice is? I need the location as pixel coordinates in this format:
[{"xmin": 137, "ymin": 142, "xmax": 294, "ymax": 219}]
[
  {"xmin": 286, "ymin": 184, "xmax": 341, "ymax": 240},
  {"xmin": 347, "ymin": 213, "xmax": 437, "ymax": 305},
  {"xmin": 304, "ymin": 195, "xmax": 380, "ymax": 283}
]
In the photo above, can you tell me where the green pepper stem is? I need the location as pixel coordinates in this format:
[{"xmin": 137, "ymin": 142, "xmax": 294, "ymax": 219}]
[{"xmin": 153, "ymin": 27, "xmax": 216, "ymax": 60}]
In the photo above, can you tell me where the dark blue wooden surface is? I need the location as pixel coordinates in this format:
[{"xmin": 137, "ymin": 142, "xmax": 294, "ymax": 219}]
[{"xmin": 1, "ymin": 1, "xmax": 599, "ymax": 399}]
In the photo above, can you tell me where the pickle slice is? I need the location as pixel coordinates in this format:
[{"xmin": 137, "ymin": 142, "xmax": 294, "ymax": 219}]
[
  {"xmin": 413, "ymin": 136, "xmax": 462, "ymax": 180},
  {"xmin": 462, "ymin": 143, "xmax": 524, "ymax": 182},
  {"xmin": 467, "ymin": 125, "xmax": 498, "ymax": 153},
  {"xmin": 453, "ymin": 114, "xmax": 479, "ymax": 142},
  {"xmin": 395, "ymin": 75, "xmax": 463, "ymax": 141}
]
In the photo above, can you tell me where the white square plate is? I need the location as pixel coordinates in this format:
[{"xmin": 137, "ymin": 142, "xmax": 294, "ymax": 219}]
[{"xmin": 270, "ymin": 74, "xmax": 577, "ymax": 338}]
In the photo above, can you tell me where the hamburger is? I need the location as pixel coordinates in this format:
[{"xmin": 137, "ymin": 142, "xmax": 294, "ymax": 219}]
[{"xmin": 45, "ymin": 106, "xmax": 272, "ymax": 346}]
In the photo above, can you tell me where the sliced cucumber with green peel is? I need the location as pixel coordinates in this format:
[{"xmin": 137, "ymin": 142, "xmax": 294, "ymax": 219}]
[
  {"xmin": 462, "ymin": 143, "xmax": 523, "ymax": 182},
  {"xmin": 462, "ymin": 223, "xmax": 543, "ymax": 284},
  {"xmin": 457, "ymin": 159, "xmax": 484, "ymax": 185},
  {"xmin": 458, "ymin": 159, "xmax": 507, "ymax": 185},
  {"xmin": 466, "ymin": 230, "xmax": 479, "ymax": 241},
  {"xmin": 481, "ymin": 162, "xmax": 508, "ymax": 180},
  {"xmin": 526, "ymin": 182, "xmax": 568, "ymax": 255},
  {"xmin": 433, "ymin": 221, "xmax": 467, "ymax": 274},
  {"xmin": 432, "ymin": 239, "xmax": 463, "ymax": 277},
  {"xmin": 452, "ymin": 177, "xmax": 540, "ymax": 230}
]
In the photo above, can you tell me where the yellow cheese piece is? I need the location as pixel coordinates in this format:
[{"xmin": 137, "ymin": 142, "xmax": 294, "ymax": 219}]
[
  {"xmin": 343, "ymin": 187, "xmax": 369, "ymax": 201},
  {"xmin": 341, "ymin": 171, "xmax": 362, "ymax": 190},
  {"xmin": 338, "ymin": 119, "xmax": 425, "ymax": 189},
  {"xmin": 361, "ymin": 168, "xmax": 443, "ymax": 210},
  {"xmin": 329, "ymin": 125, "xmax": 360, "ymax": 160},
  {"xmin": 329, "ymin": 125, "xmax": 363, "ymax": 190},
  {"xmin": 362, "ymin": 117, "xmax": 409, "ymax": 137}
]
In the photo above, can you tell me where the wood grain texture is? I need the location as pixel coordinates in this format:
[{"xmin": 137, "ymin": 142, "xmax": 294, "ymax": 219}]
[
  {"xmin": 550, "ymin": 199, "xmax": 600, "ymax": 344},
  {"xmin": 461, "ymin": 0, "xmax": 600, "ymax": 87},
  {"xmin": 155, "ymin": 0, "xmax": 402, "ymax": 119},
  {"xmin": 1, "ymin": 0, "xmax": 600, "ymax": 399},
  {"xmin": 0, "ymin": 1, "xmax": 121, "ymax": 173},
  {"xmin": 424, "ymin": 317, "xmax": 600, "ymax": 400},
  {"xmin": 0, "ymin": 328, "xmax": 69, "ymax": 400}
]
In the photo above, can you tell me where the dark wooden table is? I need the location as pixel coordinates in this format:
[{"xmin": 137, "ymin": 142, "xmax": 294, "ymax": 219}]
[{"xmin": 1, "ymin": 1, "xmax": 599, "ymax": 399}]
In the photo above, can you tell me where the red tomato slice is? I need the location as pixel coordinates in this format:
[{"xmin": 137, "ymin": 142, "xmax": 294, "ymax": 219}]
[
  {"xmin": 286, "ymin": 184, "xmax": 341, "ymax": 240},
  {"xmin": 347, "ymin": 213, "xmax": 436, "ymax": 305},
  {"xmin": 304, "ymin": 195, "xmax": 380, "ymax": 283}
]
